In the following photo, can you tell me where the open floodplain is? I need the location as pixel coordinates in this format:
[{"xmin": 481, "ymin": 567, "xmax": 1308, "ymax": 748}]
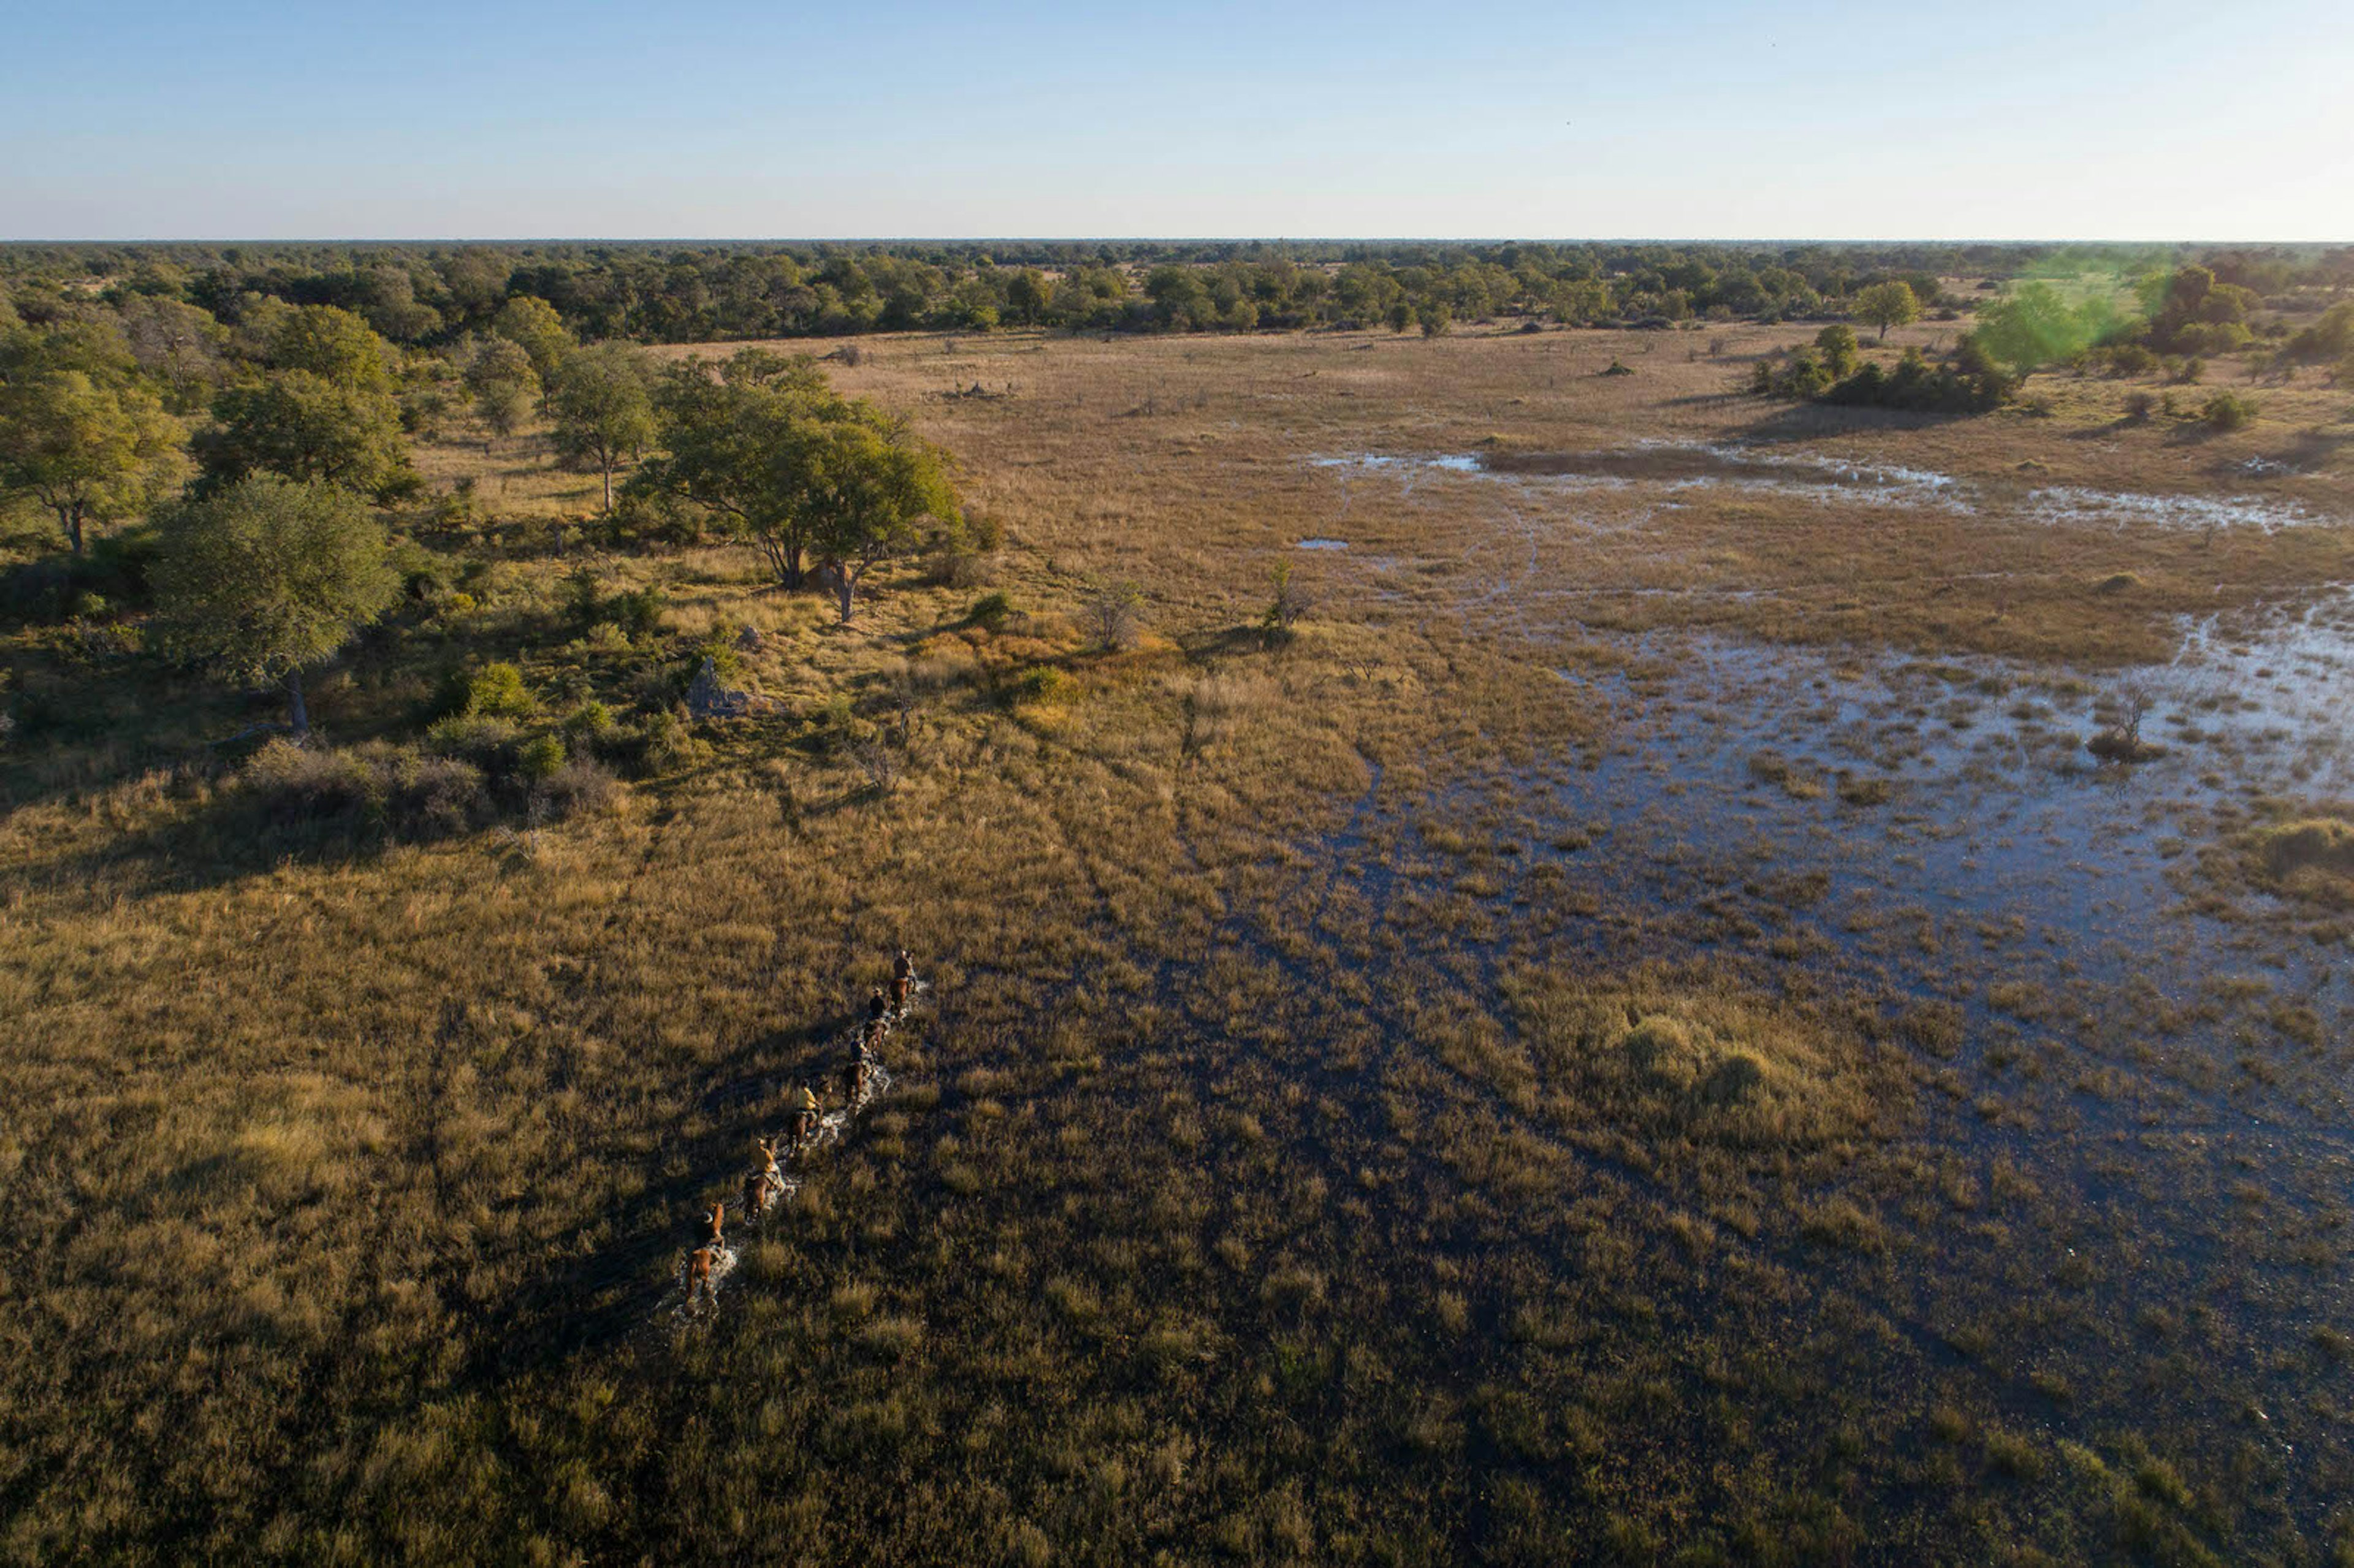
[{"xmin": 5, "ymin": 322, "xmax": 2353, "ymax": 1563}]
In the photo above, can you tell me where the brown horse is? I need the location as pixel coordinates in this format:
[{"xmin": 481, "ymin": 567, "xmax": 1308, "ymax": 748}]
[
  {"xmin": 685, "ymin": 1201, "xmax": 728, "ymax": 1309},
  {"xmin": 745, "ymin": 1137, "xmax": 784, "ymax": 1216}
]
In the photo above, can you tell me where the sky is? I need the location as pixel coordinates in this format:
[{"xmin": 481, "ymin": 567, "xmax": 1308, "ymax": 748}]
[{"xmin": 4, "ymin": 0, "xmax": 2350, "ymax": 242}]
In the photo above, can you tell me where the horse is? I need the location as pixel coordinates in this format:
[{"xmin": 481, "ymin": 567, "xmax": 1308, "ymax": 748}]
[
  {"xmin": 745, "ymin": 1137, "xmax": 785, "ymax": 1217},
  {"xmin": 686, "ymin": 1244, "xmax": 717, "ymax": 1309},
  {"xmin": 685, "ymin": 1201, "xmax": 728, "ymax": 1311}
]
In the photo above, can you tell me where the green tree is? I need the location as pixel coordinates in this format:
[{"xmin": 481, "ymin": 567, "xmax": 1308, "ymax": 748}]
[
  {"xmin": 549, "ymin": 344, "xmax": 656, "ymax": 511},
  {"xmin": 1973, "ymin": 282, "xmax": 2093, "ymax": 374},
  {"xmin": 150, "ymin": 476, "xmax": 399, "ymax": 734},
  {"xmin": 0, "ymin": 368, "xmax": 187, "ymax": 554},
  {"xmin": 1006, "ymin": 268, "xmax": 1052, "ymax": 326},
  {"xmin": 463, "ymin": 337, "xmax": 539, "ymax": 447},
  {"xmin": 493, "ymin": 295, "xmax": 574, "ymax": 389},
  {"xmin": 265, "ymin": 305, "xmax": 397, "ymax": 394},
  {"xmin": 197, "ymin": 373, "xmax": 416, "ymax": 501},
  {"xmin": 1853, "ymin": 280, "xmax": 1922, "ymax": 341},
  {"xmin": 635, "ymin": 350, "xmax": 955, "ymax": 614},
  {"xmin": 1813, "ymin": 324, "xmax": 1860, "ymax": 376},
  {"xmin": 634, "ymin": 350, "xmax": 834, "ymax": 586},
  {"xmin": 803, "ymin": 413, "xmax": 959, "ymax": 623}
]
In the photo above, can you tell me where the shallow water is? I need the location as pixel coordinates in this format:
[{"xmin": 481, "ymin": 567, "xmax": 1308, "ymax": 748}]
[
  {"xmin": 1268, "ymin": 446, "xmax": 2354, "ymax": 1523},
  {"xmin": 1311, "ymin": 441, "xmax": 2340, "ymax": 535}
]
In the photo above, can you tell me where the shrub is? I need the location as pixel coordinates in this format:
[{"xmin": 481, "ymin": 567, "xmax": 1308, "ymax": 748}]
[
  {"xmin": 2200, "ymin": 392, "xmax": 2258, "ymax": 431},
  {"xmin": 624, "ymin": 709, "xmax": 705, "ymax": 775},
  {"xmin": 968, "ymin": 590, "xmax": 1016, "ymax": 630},
  {"xmin": 806, "ymin": 693, "xmax": 858, "ymax": 752},
  {"xmin": 425, "ymin": 714, "xmax": 522, "ymax": 771},
  {"xmin": 603, "ymin": 586, "xmax": 667, "ymax": 640},
  {"xmin": 533, "ymin": 758, "xmax": 618, "ymax": 820},
  {"xmin": 1813, "ymin": 324, "xmax": 1860, "ymax": 376},
  {"xmin": 1819, "ymin": 340, "xmax": 2011, "ymax": 413},
  {"xmin": 460, "ymin": 661, "xmax": 535, "ymax": 718},
  {"xmin": 1011, "ymin": 666, "xmax": 1071, "ymax": 704},
  {"xmin": 1262, "ymin": 563, "xmax": 1314, "ymax": 642},
  {"xmin": 244, "ymin": 739, "xmax": 497, "ymax": 837},
  {"xmin": 383, "ymin": 749, "xmax": 486, "ymax": 834},
  {"xmin": 518, "ymin": 733, "xmax": 567, "ymax": 783},
  {"xmin": 1084, "ymin": 580, "xmax": 1146, "ymax": 651},
  {"xmin": 561, "ymin": 700, "xmax": 615, "ymax": 752},
  {"xmin": 243, "ymin": 739, "xmax": 379, "ymax": 825},
  {"xmin": 562, "ymin": 565, "xmax": 603, "ymax": 623}
]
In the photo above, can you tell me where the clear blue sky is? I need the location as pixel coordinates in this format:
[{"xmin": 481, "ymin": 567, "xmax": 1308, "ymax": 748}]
[{"xmin": 4, "ymin": 0, "xmax": 2348, "ymax": 241}]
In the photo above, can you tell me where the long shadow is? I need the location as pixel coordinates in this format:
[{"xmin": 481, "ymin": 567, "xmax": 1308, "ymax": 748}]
[{"xmin": 1735, "ymin": 402, "xmax": 1979, "ymax": 445}]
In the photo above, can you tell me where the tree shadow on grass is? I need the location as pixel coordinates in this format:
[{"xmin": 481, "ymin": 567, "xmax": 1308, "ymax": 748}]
[{"xmin": 1735, "ymin": 402, "xmax": 1982, "ymax": 446}]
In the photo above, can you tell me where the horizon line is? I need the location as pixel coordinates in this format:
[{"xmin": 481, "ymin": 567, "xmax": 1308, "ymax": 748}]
[{"xmin": 3, "ymin": 235, "xmax": 2341, "ymax": 249}]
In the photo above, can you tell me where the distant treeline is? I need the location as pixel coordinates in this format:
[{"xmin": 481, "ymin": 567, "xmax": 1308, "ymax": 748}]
[{"xmin": 5, "ymin": 240, "xmax": 2347, "ymax": 346}]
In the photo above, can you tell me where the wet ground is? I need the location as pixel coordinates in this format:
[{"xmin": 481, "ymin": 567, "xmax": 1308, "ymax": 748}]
[{"xmin": 1267, "ymin": 443, "xmax": 2354, "ymax": 1536}]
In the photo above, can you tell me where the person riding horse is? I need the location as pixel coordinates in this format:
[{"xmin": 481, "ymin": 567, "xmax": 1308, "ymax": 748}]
[
  {"xmin": 864, "ymin": 985, "xmax": 889, "ymax": 1051},
  {"xmin": 788, "ymin": 1084, "xmax": 819, "ymax": 1149},
  {"xmin": 891, "ymin": 949, "xmax": 915, "ymax": 1014}
]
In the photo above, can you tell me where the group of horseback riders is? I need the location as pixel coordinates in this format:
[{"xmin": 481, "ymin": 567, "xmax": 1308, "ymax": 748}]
[{"xmin": 684, "ymin": 949, "xmax": 918, "ymax": 1310}]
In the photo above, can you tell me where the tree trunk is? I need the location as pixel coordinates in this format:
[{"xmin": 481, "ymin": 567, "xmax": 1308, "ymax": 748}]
[
  {"xmin": 286, "ymin": 669, "xmax": 310, "ymax": 736},
  {"xmin": 601, "ymin": 460, "xmax": 613, "ymax": 512},
  {"xmin": 58, "ymin": 503, "xmax": 84, "ymax": 557}
]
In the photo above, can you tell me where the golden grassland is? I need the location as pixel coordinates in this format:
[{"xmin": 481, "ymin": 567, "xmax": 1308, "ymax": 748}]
[{"xmin": 2, "ymin": 322, "xmax": 2351, "ymax": 1564}]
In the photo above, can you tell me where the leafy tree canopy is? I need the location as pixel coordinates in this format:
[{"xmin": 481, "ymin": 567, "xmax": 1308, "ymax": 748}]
[
  {"xmin": 1852, "ymin": 280, "xmax": 1922, "ymax": 341},
  {"xmin": 463, "ymin": 337, "xmax": 539, "ymax": 440},
  {"xmin": 149, "ymin": 475, "xmax": 400, "ymax": 733},
  {"xmin": 0, "ymin": 351, "xmax": 186, "ymax": 554},
  {"xmin": 550, "ymin": 343, "xmax": 655, "ymax": 511},
  {"xmin": 197, "ymin": 371, "xmax": 416, "ymax": 501},
  {"xmin": 264, "ymin": 305, "xmax": 395, "ymax": 394},
  {"xmin": 492, "ymin": 295, "xmax": 574, "ymax": 385}
]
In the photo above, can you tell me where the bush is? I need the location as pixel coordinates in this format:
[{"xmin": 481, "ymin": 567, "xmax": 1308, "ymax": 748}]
[
  {"xmin": 533, "ymin": 758, "xmax": 618, "ymax": 820},
  {"xmin": 243, "ymin": 738, "xmax": 494, "ymax": 837},
  {"xmin": 562, "ymin": 565, "xmax": 603, "ymax": 623},
  {"xmin": 806, "ymin": 692, "xmax": 858, "ymax": 752},
  {"xmin": 518, "ymin": 733, "xmax": 567, "ymax": 783},
  {"xmin": 561, "ymin": 700, "xmax": 615, "ymax": 752},
  {"xmin": 1812, "ymin": 324, "xmax": 1860, "ymax": 377},
  {"xmin": 1084, "ymin": 580, "xmax": 1145, "ymax": 651},
  {"xmin": 2201, "ymin": 392, "xmax": 2259, "ymax": 431},
  {"xmin": 459, "ymin": 661, "xmax": 535, "ymax": 718},
  {"xmin": 603, "ymin": 586, "xmax": 667, "ymax": 640},
  {"xmin": 425, "ymin": 713, "xmax": 523, "ymax": 772},
  {"xmin": 383, "ymin": 749, "xmax": 486, "ymax": 834},
  {"xmin": 1011, "ymin": 666, "xmax": 1071, "ymax": 704},
  {"xmin": 1819, "ymin": 340, "xmax": 2011, "ymax": 414},
  {"xmin": 243, "ymin": 738, "xmax": 379, "ymax": 825},
  {"xmin": 631, "ymin": 709, "xmax": 705, "ymax": 774},
  {"xmin": 967, "ymin": 590, "xmax": 1016, "ymax": 630}
]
